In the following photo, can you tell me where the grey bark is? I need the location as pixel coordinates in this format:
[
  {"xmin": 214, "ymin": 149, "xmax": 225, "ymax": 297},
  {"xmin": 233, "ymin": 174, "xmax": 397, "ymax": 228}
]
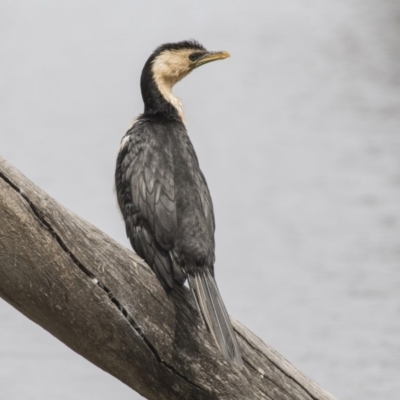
[{"xmin": 0, "ymin": 155, "xmax": 336, "ymax": 400}]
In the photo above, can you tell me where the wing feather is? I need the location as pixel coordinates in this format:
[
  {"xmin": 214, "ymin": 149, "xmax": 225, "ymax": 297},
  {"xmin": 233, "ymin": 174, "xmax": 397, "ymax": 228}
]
[{"xmin": 116, "ymin": 122, "xmax": 179, "ymax": 290}]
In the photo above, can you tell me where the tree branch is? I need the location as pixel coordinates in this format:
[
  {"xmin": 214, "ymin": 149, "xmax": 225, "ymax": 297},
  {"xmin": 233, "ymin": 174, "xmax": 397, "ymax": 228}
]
[{"xmin": 0, "ymin": 155, "xmax": 336, "ymax": 400}]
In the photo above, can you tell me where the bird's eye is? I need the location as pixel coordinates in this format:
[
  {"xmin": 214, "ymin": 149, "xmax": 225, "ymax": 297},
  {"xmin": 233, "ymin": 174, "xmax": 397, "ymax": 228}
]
[{"xmin": 189, "ymin": 52, "xmax": 202, "ymax": 62}]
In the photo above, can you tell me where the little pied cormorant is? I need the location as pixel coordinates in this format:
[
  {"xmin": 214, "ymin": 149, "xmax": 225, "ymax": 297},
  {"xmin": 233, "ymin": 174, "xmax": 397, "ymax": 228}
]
[{"xmin": 115, "ymin": 40, "xmax": 242, "ymax": 365}]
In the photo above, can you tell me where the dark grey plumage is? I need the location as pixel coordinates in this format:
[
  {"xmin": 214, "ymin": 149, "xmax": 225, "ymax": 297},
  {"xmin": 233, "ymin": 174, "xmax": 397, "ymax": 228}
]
[{"xmin": 115, "ymin": 41, "xmax": 242, "ymax": 365}]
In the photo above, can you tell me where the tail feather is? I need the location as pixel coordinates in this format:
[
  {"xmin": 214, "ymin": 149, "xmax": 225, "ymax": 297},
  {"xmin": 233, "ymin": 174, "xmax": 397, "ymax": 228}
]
[{"xmin": 189, "ymin": 269, "xmax": 243, "ymax": 365}]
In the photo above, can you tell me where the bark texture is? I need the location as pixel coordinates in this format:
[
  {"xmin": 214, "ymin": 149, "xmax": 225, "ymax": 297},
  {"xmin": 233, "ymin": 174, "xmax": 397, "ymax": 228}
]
[{"xmin": 0, "ymin": 155, "xmax": 336, "ymax": 400}]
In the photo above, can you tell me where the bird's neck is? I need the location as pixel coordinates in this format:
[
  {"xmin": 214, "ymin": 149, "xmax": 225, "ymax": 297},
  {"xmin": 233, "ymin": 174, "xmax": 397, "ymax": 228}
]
[
  {"xmin": 156, "ymin": 78, "xmax": 186, "ymax": 124},
  {"xmin": 141, "ymin": 69, "xmax": 186, "ymax": 124}
]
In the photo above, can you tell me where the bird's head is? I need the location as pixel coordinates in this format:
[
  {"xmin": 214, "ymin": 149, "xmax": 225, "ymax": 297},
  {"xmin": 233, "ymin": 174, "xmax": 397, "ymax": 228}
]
[
  {"xmin": 140, "ymin": 40, "xmax": 230, "ymax": 119},
  {"xmin": 149, "ymin": 40, "xmax": 230, "ymax": 86}
]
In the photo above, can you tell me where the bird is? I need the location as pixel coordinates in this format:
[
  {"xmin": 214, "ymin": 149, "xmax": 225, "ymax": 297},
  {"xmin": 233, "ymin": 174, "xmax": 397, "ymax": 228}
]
[{"xmin": 115, "ymin": 40, "xmax": 242, "ymax": 365}]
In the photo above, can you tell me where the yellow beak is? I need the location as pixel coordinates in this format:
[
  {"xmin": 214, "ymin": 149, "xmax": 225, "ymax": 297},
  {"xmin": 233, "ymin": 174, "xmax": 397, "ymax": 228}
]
[{"xmin": 193, "ymin": 51, "xmax": 230, "ymax": 68}]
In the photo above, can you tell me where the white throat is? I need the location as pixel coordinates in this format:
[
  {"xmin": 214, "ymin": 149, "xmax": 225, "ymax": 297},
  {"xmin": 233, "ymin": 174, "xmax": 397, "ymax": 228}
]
[
  {"xmin": 156, "ymin": 79, "xmax": 186, "ymax": 124},
  {"xmin": 151, "ymin": 50, "xmax": 194, "ymax": 124}
]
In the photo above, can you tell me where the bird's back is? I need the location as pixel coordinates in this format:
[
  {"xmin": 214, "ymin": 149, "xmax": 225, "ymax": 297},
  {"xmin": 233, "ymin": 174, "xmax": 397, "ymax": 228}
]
[{"xmin": 116, "ymin": 115, "xmax": 215, "ymax": 288}]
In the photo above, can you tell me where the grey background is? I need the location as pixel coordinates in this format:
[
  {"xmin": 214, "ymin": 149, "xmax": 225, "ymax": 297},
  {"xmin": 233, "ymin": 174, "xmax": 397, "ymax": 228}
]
[{"xmin": 1, "ymin": 1, "xmax": 399, "ymax": 399}]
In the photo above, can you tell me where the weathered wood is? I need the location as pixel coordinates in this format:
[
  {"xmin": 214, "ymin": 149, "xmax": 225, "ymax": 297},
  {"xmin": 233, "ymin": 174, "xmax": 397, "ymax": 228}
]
[{"xmin": 0, "ymin": 155, "xmax": 336, "ymax": 400}]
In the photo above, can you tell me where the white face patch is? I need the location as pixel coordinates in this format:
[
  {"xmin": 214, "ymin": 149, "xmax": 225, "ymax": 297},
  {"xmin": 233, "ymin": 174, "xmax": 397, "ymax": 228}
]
[{"xmin": 151, "ymin": 49, "xmax": 194, "ymax": 124}]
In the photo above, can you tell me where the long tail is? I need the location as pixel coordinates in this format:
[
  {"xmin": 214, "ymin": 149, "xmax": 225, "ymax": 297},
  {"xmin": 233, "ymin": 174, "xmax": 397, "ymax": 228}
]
[{"xmin": 188, "ymin": 269, "xmax": 243, "ymax": 366}]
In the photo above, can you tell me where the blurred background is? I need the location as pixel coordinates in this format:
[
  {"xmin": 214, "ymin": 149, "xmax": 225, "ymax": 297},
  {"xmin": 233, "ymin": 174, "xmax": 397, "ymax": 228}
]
[{"xmin": 1, "ymin": 1, "xmax": 399, "ymax": 399}]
